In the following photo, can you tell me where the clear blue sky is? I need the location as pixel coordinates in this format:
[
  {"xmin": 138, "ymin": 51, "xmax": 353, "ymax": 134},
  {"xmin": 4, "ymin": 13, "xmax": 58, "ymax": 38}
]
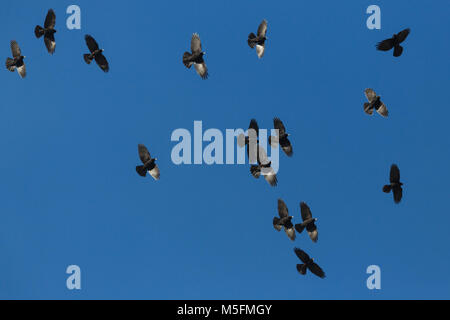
[{"xmin": 1, "ymin": 0, "xmax": 449, "ymax": 299}]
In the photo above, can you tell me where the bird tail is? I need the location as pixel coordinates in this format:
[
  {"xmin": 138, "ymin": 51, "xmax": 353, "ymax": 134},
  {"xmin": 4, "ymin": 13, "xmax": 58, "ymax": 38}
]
[
  {"xmin": 393, "ymin": 45, "xmax": 403, "ymax": 57},
  {"xmin": 250, "ymin": 165, "xmax": 261, "ymax": 179},
  {"xmin": 84, "ymin": 54, "xmax": 93, "ymax": 64},
  {"xmin": 364, "ymin": 102, "xmax": 374, "ymax": 115},
  {"xmin": 383, "ymin": 185, "xmax": 392, "ymax": 193},
  {"xmin": 182, "ymin": 52, "xmax": 193, "ymax": 68},
  {"xmin": 295, "ymin": 223, "xmax": 305, "ymax": 234},
  {"xmin": 247, "ymin": 33, "xmax": 257, "ymax": 48},
  {"xmin": 273, "ymin": 217, "xmax": 282, "ymax": 231},
  {"xmin": 34, "ymin": 25, "xmax": 44, "ymax": 38},
  {"xmin": 296, "ymin": 264, "xmax": 307, "ymax": 275},
  {"xmin": 5, "ymin": 58, "xmax": 15, "ymax": 71},
  {"xmin": 136, "ymin": 165, "xmax": 147, "ymax": 177}
]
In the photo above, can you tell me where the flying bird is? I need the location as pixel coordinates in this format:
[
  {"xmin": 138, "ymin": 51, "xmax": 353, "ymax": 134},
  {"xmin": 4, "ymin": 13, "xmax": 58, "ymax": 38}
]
[
  {"xmin": 248, "ymin": 19, "xmax": 268, "ymax": 58},
  {"xmin": 83, "ymin": 35, "xmax": 109, "ymax": 72},
  {"xmin": 183, "ymin": 33, "xmax": 208, "ymax": 79},
  {"xmin": 383, "ymin": 164, "xmax": 403, "ymax": 203},
  {"xmin": 295, "ymin": 202, "xmax": 318, "ymax": 242},
  {"xmin": 136, "ymin": 144, "xmax": 160, "ymax": 180},
  {"xmin": 237, "ymin": 119, "xmax": 260, "ymax": 163},
  {"xmin": 363, "ymin": 88, "xmax": 388, "ymax": 117},
  {"xmin": 250, "ymin": 144, "xmax": 277, "ymax": 187},
  {"xmin": 376, "ymin": 28, "xmax": 410, "ymax": 57},
  {"xmin": 5, "ymin": 40, "xmax": 26, "ymax": 78},
  {"xmin": 34, "ymin": 9, "xmax": 56, "ymax": 54},
  {"xmin": 294, "ymin": 248, "xmax": 325, "ymax": 279},
  {"xmin": 273, "ymin": 199, "xmax": 296, "ymax": 241},
  {"xmin": 269, "ymin": 117, "xmax": 293, "ymax": 156}
]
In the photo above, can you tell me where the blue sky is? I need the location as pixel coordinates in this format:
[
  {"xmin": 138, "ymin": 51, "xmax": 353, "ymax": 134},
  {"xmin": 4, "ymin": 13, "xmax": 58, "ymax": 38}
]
[{"xmin": 0, "ymin": 0, "xmax": 449, "ymax": 299}]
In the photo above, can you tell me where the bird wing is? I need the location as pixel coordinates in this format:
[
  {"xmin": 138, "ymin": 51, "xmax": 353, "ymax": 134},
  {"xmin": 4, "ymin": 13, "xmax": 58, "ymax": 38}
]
[
  {"xmin": 390, "ymin": 164, "xmax": 400, "ymax": 183},
  {"xmin": 248, "ymin": 119, "xmax": 259, "ymax": 138},
  {"xmin": 138, "ymin": 144, "xmax": 151, "ymax": 164},
  {"xmin": 257, "ymin": 19, "xmax": 268, "ymax": 37},
  {"xmin": 280, "ymin": 139, "xmax": 293, "ymax": 157},
  {"xmin": 6, "ymin": 58, "xmax": 16, "ymax": 71},
  {"xmin": 306, "ymin": 223, "xmax": 318, "ymax": 242},
  {"xmin": 364, "ymin": 88, "xmax": 377, "ymax": 102},
  {"xmin": 393, "ymin": 186, "xmax": 403, "ymax": 204},
  {"xmin": 294, "ymin": 248, "xmax": 310, "ymax": 264},
  {"xmin": 376, "ymin": 38, "xmax": 395, "ymax": 51},
  {"xmin": 376, "ymin": 101, "xmax": 388, "ymax": 117},
  {"xmin": 309, "ymin": 262, "xmax": 326, "ymax": 278},
  {"xmin": 44, "ymin": 9, "xmax": 56, "ymax": 29},
  {"xmin": 284, "ymin": 226, "xmax": 296, "ymax": 241},
  {"xmin": 95, "ymin": 53, "xmax": 109, "ymax": 72},
  {"xmin": 44, "ymin": 34, "xmax": 56, "ymax": 54},
  {"xmin": 277, "ymin": 199, "xmax": 289, "ymax": 218},
  {"xmin": 257, "ymin": 145, "xmax": 269, "ymax": 165},
  {"xmin": 300, "ymin": 202, "xmax": 312, "ymax": 221},
  {"xmin": 364, "ymin": 102, "xmax": 374, "ymax": 115},
  {"xmin": 85, "ymin": 35, "xmax": 99, "ymax": 53},
  {"xmin": 16, "ymin": 63, "xmax": 26, "ymax": 78},
  {"xmin": 194, "ymin": 62, "xmax": 208, "ymax": 79},
  {"xmin": 10, "ymin": 40, "xmax": 21, "ymax": 58},
  {"xmin": 273, "ymin": 117, "xmax": 286, "ymax": 136},
  {"xmin": 396, "ymin": 28, "xmax": 410, "ymax": 43},
  {"xmin": 263, "ymin": 167, "xmax": 277, "ymax": 187},
  {"xmin": 273, "ymin": 217, "xmax": 282, "ymax": 231},
  {"xmin": 191, "ymin": 33, "xmax": 202, "ymax": 54},
  {"xmin": 256, "ymin": 44, "xmax": 265, "ymax": 59},
  {"xmin": 149, "ymin": 164, "xmax": 160, "ymax": 181}
]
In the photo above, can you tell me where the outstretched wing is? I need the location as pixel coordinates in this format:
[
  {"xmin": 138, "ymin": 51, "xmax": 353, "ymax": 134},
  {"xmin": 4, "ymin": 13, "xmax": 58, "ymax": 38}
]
[
  {"xmin": 257, "ymin": 19, "xmax": 268, "ymax": 37},
  {"xmin": 376, "ymin": 38, "xmax": 394, "ymax": 51},
  {"xmin": 294, "ymin": 248, "xmax": 310, "ymax": 264},
  {"xmin": 396, "ymin": 28, "xmax": 410, "ymax": 43},
  {"xmin": 273, "ymin": 117, "xmax": 286, "ymax": 136},
  {"xmin": 376, "ymin": 101, "xmax": 388, "ymax": 117},
  {"xmin": 149, "ymin": 164, "xmax": 160, "ymax": 180},
  {"xmin": 277, "ymin": 199, "xmax": 289, "ymax": 218},
  {"xmin": 191, "ymin": 33, "xmax": 202, "ymax": 54},
  {"xmin": 95, "ymin": 53, "xmax": 109, "ymax": 72},
  {"xmin": 10, "ymin": 40, "xmax": 21, "ymax": 58},
  {"xmin": 309, "ymin": 262, "xmax": 326, "ymax": 278},
  {"xmin": 44, "ymin": 34, "xmax": 56, "ymax": 54},
  {"xmin": 194, "ymin": 62, "xmax": 208, "ymax": 79},
  {"xmin": 44, "ymin": 9, "xmax": 56, "ymax": 29},
  {"xmin": 85, "ymin": 35, "xmax": 99, "ymax": 53},
  {"xmin": 390, "ymin": 164, "xmax": 400, "ymax": 183},
  {"xmin": 364, "ymin": 88, "xmax": 377, "ymax": 102},
  {"xmin": 300, "ymin": 202, "xmax": 312, "ymax": 221},
  {"xmin": 138, "ymin": 144, "xmax": 151, "ymax": 164}
]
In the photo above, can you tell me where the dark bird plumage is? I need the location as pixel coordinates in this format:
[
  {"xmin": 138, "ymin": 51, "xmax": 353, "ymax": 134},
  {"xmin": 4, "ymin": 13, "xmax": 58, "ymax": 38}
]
[
  {"xmin": 295, "ymin": 202, "xmax": 318, "ymax": 242},
  {"xmin": 294, "ymin": 248, "xmax": 326, "ymax": 279},
  {"xmin": 269, "ymin": 117, "xmax": 293, "ymax": 156},
  {"xmin": 183, "ymin": 33, "xmax": 208, "ymax": 79},
  {"xmin": 5, "ymin": 40, "xmax": 26, "ymax": 78},
  {"xmin": 248, "ymin": 19, "xmax": 267, "ymax": 58},
  {"xmin": 376, "ymin": 28, "xmax": 410, "ymax": 57},
  {"xmin": 249, "ymin": 144, "xmax": 277, "ymax": 187},
  {"xmin": 363, "ymin": 88, "xmax": 388, "ymax": 117},
  {"xmin": 83, "ymin": 35, "xmax": 109, "ymax": 72},
  {"xmin": 136, "ymin": 144, "xmax": 160, "ymax": 180},
  {"xmin": 34, "ymin": 9, "xmax": 56, "ymax": 54},
  {"xmin": 383, "ymin": 164, "xmax": 403, "ymax": 203},
  {"xmin": 273, "ymin": 199, "xmax": 296, "ymax": 241}
]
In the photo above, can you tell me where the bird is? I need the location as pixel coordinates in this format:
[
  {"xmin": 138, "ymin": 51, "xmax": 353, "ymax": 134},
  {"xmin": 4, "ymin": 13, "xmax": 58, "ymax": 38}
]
[
  {"xmin": 363, "ymin": 88, "xmax": 388, "ymax": 117},
  {"xmin": 248, "ymin": 19, "xmax": 268, "ymax": 58},
  {"xmin": 383, "ymin": 164, "xmax": 403, "ymax": 203},
  {"xmin": 83, "ymin": 35, "xmax": 109, "ymax": 72},
  {"xmin": 376, "ymin": 28, "xmax": 410, "ymax": 57},
  {"xmin": 136, "ymin": 144, "xmax": 160, "ymax": 180},
  {"xmin": 294, "ymin": 248, "xmax": 326, "ymax": 279},
  {"xmin": 295, "ymin": 202, "xmax": 318, "ymax": 242},
  {"xmin": 273, "ymin": 199, "xmax": 296, "ymax": 241},
  {"xmin": 34, "ymin": 9, "xmax": 56, "ymax": 54},
  {"xmin": 269, "ymin": 117, "xmax": 293, "ymax": 156},
  {"xmin": 183, "ymin": 33, "xmax": 208, "ymax": 79},
  {"xmin": 250, "ymin": 144, "xmax": 277, "ymax": 187},
  {"xmin": 5, "ymin": 40, "xmax": 26, "ymax": 78},
  {"xmin": 237, "ymin": 119, "xmax": 260, "ymax": 163}
]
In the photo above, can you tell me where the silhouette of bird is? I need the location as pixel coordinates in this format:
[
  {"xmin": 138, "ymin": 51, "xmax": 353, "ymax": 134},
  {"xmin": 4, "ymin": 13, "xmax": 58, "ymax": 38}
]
[
  {"xmin": 5, "ymin": 40, "xmax": 26, "ymax": 78},
  {"xmin": 294, "ymin": 248, "xmax": 325, "ymax": 279},
  {"xmin": 295, "ymin": 202, "xmax": 318, "ymax": 242},
  {"xmin": 183, "ymin": 33, "xmax": 208, "ymax": 79},
  {"xmin": 376, "ymin": 28, "xmax": 410, "ymax": 57},
  {"xmin": 250, "ymin": 144, "xmax": 277, "ymax": 187},
  {"xmin": 364, "ymin": 88, "xmax": 388, "ymax": 117},
  {"xmin": 83, "ymin": 35, "xmax": 109, "ymax": 72},
  {"xmin": 269, "ymin": 117, "xmax": 293, "ymax": 156},
  {"xmin": 383, "ymin": 164, "xmax": 403, "ymax": 203},
  {"xmin": 273, "ymin": 199, "xmax": 296, "ymax": 241},
  {"xmin": 136, "ymin": 144, "xmax": 160, "ymax": 180},
  {"xmin": 34, "ymin": 9, "xmax": 56, "ymax": 54},
  {"xmin": 237, "ymin": 119, "xmax": 260, "ymax": 162},
  {"xmin": 248, "ymin": 19, "xmax": 268, "ymax": 58}
]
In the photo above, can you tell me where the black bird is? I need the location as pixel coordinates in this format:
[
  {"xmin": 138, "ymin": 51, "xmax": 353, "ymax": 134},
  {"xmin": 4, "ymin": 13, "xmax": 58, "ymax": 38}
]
[
  {"xmin": 34, "ymin": 9, "xmax": 56, "ymax": 54},
  {"xmin": 383, "ymin": 164, "xmax": 403, "ymax": 203},
  {"xmin": 376, "ymin": 28, "xmax": 410, "ymax": 57},
  {"xmin": 273, "ymin": 199, "xmax": 296, "ymax": 241},
  {"xmin": 237, "ymin": 119, "xmax": 260, "ymax": 162},
  {"xmin": 250, "ymin": 144, "xmax": 277, "ymax": 187},
  {"xmin": 5, "ymin": 40, "xmax": 26, "ymax": 78},
  {"xmin": 294, "ymin": 248, "xmax": 325, "ymax": 279},
  {"xmin": 248, "ymin": 19, "xmax": 268, "ymax": 58},
  {"xmin": 364, "ymin": 88, "xmax": 388, "ymax": 118},
  {"xmin": 295, "ymin": 202, "xmax": 318, "ymax": 242},
  {"xmin": 269, "ymin": 117, "xmax": 293, "ymax": 156},
  {"xmin": 136, "ymin": 144, "xmax": 160, "ymax": 180},
  {"xmin": 83, "ymin": 35, "xmax": 109, "ymax": 72},
  {"xmin": 183, "ymin": 33, "xmax": 208, "ymax": 79}
]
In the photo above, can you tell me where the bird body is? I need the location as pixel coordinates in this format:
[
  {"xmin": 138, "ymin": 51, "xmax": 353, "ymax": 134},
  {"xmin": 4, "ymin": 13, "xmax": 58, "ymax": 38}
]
[
  {"xmin": 364, "ymin": 89, "xmax": 388, "ymax": 117},
  {"xmin": 183, "ymin": 33, "xmax": 208, "ymax": 79},
  {"xmin": 273, "ymin": 199, "xmax": 296, "ymax": 241},
  {"xmin": 34, "ymin": 9, "xmax": 56, "ymax": 54},
  {"xmin": 295, "ymin": 202, "xmax": 318, "ymax": 242},
  {"xmin": 136, "ymin": 144, "xmax": 160, "ymax": 180},
  {"xmin": 248, "ymin": 20, "xmax": 268, "ymax": 58},
  {"xmin": 83, "ymin": 35, "xmax": 109, "ymax": 72},
  {"xmin": 294, "ymin": 248, "xmax": 325, "ymax": 278},
  {"xmin": 269, "ymin": 118, "xmax": 293, "ymax": 156},
  {"xmin": 383, "ymin": 164, "xmax": 403, "ymax": 203},
  {"xmin": 376, "ymin": 28, "xmax": 410, "ymax": 57},
  {"xmin": 5, "ymin": 40, "xmax": 26, "ymax": 78}
]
